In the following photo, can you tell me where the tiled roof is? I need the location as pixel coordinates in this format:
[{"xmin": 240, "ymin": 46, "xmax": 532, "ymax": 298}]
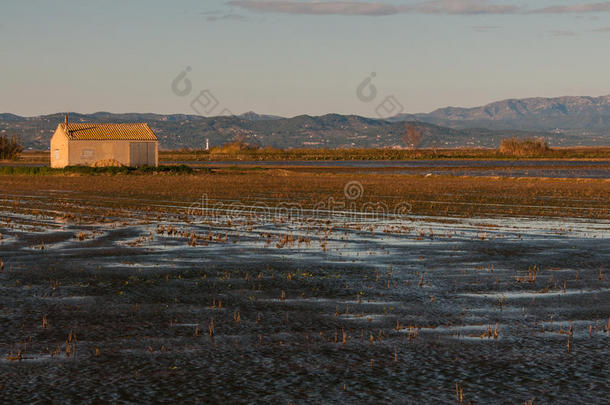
[{"xmin": 61, "ymin": 123, "xmax": 157, "ymax": 141}]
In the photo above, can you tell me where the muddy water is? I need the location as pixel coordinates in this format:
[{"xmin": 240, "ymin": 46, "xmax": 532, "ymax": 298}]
[{"xmin": 0, "ymin": 196, "xmax": 608, "ymax": 403}]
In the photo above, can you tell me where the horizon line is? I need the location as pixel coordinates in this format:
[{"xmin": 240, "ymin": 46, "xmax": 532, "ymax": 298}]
[{"xmin": 3, "ymin": 93, "xmax": 610, "ymax": 120}]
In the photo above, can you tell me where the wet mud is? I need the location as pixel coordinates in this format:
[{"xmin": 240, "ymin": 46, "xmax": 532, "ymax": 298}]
[{"xmin": 0, "ymin": 191, "xmax": 608, "ymax": 403}]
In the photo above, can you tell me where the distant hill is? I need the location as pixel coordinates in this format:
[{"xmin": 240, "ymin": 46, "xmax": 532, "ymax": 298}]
[
  {"xmin": 390, "ymin": 95, "xmax": 610, "ymax": 136},
  {"xmin": 0, "ymin": 112, "xmax": 560, "ymax": 150},
  {"xmin": 0, "ymin": 113, "xmax": 22, "ymax": 122},
  {"xmin": 3, "ymin": 96, "xmax": 610, "ymax": 150},
  {"xmin": 237, "ymin": 111, "xmax": 284, "ymax": 121}
]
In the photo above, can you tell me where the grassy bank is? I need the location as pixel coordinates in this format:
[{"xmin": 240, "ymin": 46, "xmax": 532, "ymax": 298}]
[
  {"xmin": 0, "ymin": 165, "xmax": 196, "ymax": 176},
  {"xmin": 161, "ymin": 146, "xmax": 610, "ymax": 162},
  {"xmin": 10, "ymin": 146, "xmax": 610, "ymax": 166}
]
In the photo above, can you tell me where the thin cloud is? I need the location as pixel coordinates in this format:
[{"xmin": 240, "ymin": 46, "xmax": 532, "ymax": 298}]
[
  {"xmin": 201, "ymin": 9, "xmax": 249, "ymax": 22},
  {"xmin": 591, "ymin": 26, "xmax": 610, "ymax": 31},
  {"xmin": 226, "ymin": 1, "xmax": 522, "ymax": 16},
  {"xmin": 547, "ymin": 29, "xmax": 576, "ymax": 37},
  {"xmin": 409, "ymin": 0, "xmax": 519, "ymax": 15},
  {"xmin": 471, "ymin": 25, "xmax": 501, "ymax": 32},
  {"xmin": 206, "ymin": 13, "xmax": 248, "ymax": 21},
  {"xmin": 227, "ymin": 1, "xmax": 610, "ymax": 16},
  {"xmin": 226, "ymin": 1, "xmax": 398, "ymax": 16},
  {"xmin": 530, "ymin": 2, "xmax": 610, "ymax": 14}
]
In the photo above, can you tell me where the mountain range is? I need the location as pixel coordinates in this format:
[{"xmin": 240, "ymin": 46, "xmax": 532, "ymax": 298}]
[
  {"xmin": 1, "ymin": 96, "xmax": 608, "ymax": 150},
  {"xmin": 391, "ymin": 95, "xmax": 610, "ymax": 132}
]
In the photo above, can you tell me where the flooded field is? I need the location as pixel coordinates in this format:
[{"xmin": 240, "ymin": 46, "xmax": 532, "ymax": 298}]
[{"xmin": 0, "ymin": 171, "xmax": 609, "ymax": 403}]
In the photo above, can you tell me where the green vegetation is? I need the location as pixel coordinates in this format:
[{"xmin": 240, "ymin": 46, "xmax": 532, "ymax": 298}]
[
  {"xmin": 0, "ymin": 165, "xmax": 196, "ymax": 176},
  {"xmin": 0, "ymin": 134, "xmax": 23, "ymax": 160}
]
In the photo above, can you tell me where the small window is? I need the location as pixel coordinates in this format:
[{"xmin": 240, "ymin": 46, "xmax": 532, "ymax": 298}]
[
  {"xmin": 81, "ymin": 149, "xmax": 94, "ymax": 159},
  {"xmin": 54, "ymin": 149, "xmax": 60, "ymax": 160}
]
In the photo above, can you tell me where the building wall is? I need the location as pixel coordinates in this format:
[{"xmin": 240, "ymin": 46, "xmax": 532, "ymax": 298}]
[
  {"xmin": 50, "ymin": 126, "xmax": 69, "ymax": 168},
  {"xmin": 67, "ymin": 140, "xmax": 158, "ymax": 167},
  {"xmin": 68, "ymin": 140, "xmax": 129, "ymax": 166},
  {"xmin": 150, "ymin": 142, "xmax": 159, "ymax": 166}
]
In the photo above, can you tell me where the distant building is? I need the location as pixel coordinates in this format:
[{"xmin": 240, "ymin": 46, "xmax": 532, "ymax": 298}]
[{"xmin": 50, "ymin": 116, "xmax": 158, "ymax": 168}]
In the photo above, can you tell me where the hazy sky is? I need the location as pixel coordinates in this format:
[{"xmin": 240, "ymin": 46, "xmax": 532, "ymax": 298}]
[{"xmin": 1, "ymin": 0, "xmax": 610, "ymax": 117}]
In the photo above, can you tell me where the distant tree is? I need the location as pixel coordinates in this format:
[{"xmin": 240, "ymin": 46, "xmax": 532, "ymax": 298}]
[
  {"xmin": 499, "ymin": 138, "xmax": 549, "ymax": 157},
  {"xmin": 403, "ymin": 124, "xmax": 423, "ymax": 149},
  {"xmin": 0, "ymin": 134, "xmax": 23, "ymax": 160},
  {"xmin": 208, "ymin": 133, "xmax": 260, "ymax": 155}
]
